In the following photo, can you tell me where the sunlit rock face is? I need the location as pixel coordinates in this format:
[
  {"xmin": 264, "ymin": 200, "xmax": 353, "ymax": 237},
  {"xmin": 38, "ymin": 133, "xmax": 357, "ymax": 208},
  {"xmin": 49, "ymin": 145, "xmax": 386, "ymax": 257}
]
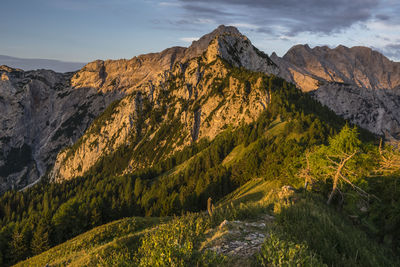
[
  {"xmin": 71, "ymin": 25, "xmax": 278, "ymax": 94},
  {"xmin": 51, "ymin": 26, "xmax": 278, "ymax": 182},
  {"xmin": 282, "ymin": 45, "xmax": 400, "ymax": 91}
]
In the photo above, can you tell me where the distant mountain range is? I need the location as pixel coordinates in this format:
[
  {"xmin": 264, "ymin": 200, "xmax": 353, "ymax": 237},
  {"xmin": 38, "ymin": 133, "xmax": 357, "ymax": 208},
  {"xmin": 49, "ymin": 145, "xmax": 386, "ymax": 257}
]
[{"xmin": 0, "ymin": 55, "xmax": 85, "ymax": 73}]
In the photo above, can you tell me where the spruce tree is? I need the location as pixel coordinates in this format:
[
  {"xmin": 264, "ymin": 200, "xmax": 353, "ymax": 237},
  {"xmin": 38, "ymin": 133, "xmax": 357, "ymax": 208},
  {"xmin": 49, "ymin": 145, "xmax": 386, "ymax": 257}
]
[
  {"xmin": 9, "ymin": 229, "xmax": 28, "ymax": 263},
  {"xmin": 31, "ymin": 221, "xmax": 50, "ymax": 255}
]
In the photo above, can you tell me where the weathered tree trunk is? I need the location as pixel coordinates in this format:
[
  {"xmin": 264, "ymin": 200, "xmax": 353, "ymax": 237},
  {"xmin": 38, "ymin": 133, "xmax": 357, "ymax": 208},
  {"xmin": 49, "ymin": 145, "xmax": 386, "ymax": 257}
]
[
  {"xmin": 327, "ymin": 172, "xmax": 339, "ymax": 205},
  {"xmin": 207, "ymin": 197, "xmax": 213, "ymax": 216},
  {"xmin": 327, "ymin": 152, "xmax": 356, "ymax": 205},
  {"xmin": 301, "ymin": 152, "xmax": 311, "ymax": 190}
]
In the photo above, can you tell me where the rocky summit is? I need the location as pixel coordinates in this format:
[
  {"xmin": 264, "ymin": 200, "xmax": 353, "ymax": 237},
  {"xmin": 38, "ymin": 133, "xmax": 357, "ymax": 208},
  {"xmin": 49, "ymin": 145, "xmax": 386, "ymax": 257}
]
[{"xmin": 50, "ymin": 26, "xmax": 277, "ymax": 182}]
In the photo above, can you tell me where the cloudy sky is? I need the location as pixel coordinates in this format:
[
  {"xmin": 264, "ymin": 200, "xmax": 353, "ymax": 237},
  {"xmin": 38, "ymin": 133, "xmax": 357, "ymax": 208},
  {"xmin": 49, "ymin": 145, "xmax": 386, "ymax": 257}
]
[{"xmin": 1, "ymin": 0, "xmax": 400, "ymax": 62}]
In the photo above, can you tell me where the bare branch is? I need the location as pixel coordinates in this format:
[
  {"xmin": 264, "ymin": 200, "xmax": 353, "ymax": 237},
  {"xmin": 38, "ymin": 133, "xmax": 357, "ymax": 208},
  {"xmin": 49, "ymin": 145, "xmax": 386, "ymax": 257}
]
[
  {"xmin": 379, "ymin": 139, "xmax": 388, "ymax": 161},
  {"xmin": 377, "ymin": 140, "xmax": 400, "ymax": 174},
  {"xmin": 326, "ymin": 156, "xmax": 340, "ymax": 166},
  {"xmin": 339, "ymin": 173, "xmax": 380, "ymax": 201},
  {"xmin": 300, "ymin": 151, "xmax": 314, "ymax": 190}
]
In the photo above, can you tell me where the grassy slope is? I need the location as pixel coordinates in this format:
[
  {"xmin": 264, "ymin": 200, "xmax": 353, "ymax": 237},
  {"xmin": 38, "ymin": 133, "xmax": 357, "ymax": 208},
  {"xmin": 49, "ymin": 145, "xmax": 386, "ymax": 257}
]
[
  {"xmin": 15, "ymin": 180, "xmax": 279, "ymax": 267},
  {"xmin": 18, "ymin": 178, "xmax": 399, "ymax": 266},
  {"xmin": 214, "ymin": 179, "xmax": 399, "ymax": 266},
  {"xmin": 218, "ymin": 178, "xmax": 280, "ymax": 207},
  {"xmin": 15, "ymin": 217, "xmax": 165, "ymax": 267}
]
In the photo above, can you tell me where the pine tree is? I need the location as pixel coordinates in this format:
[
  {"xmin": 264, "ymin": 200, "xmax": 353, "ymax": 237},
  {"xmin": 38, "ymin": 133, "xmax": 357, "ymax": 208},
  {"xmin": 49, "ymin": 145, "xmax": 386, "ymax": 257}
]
[
  {"xmin": 42, "ymin": 192, "xmax": 50, "ymax": 217},
  {"xmin": 31, "ymin": 221, "xmax": 50, "ymax": 255},
  {"xmin": 91, "ymin": 207, "xmax": 102, "ymax": 227},
  {"xmin": 134, "ymin": 178, "xmax": 143, "ymax": 198},
  {"xmin": 9, "ymin": 229, "xmax": 28, "ymax": 263}
]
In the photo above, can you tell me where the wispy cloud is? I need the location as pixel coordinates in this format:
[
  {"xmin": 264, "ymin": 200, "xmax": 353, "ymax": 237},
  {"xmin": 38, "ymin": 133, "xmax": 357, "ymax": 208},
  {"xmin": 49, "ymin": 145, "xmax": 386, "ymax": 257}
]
[
  {"xmin": 159, "ymin": 1, "xmax": 181, "ymax": 7},
  {"xmin": 180, "ymin": 37, "xmax": 199, "ymax": 43},
  {"xmin": 375, "ymin": 43, "xmax": 400, "ymax": 60},
  {"xmin": 229, "ymin": 23, "xmax": 260, "ymax": 30}
]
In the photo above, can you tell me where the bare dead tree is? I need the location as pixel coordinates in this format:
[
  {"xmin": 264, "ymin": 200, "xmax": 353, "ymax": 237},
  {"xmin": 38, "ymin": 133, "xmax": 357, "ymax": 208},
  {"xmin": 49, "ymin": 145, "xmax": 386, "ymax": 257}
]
[
  {"xmin": 207, "ymin": 197, "xmax": 214, "ymax": 217},
  {"xmin": 301, "ymin": 126, "xmax": 383, "ymax": 205},
  {"xmin": 299, "ymin": 151, "xmax": 313, "ymax": 190},
  {"xmin": 326, "ymin": 151, "xmax": 357, "ymax": 205}
]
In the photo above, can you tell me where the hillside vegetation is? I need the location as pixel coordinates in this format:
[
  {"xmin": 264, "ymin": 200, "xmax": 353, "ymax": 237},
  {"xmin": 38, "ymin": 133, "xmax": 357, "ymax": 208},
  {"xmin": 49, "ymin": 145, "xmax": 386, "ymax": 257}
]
[
  {"xmin": 16, "ymin": 179, "xmax": 399, "ymax": 266},
  {"xmin": 0, "ymin": 59, "xmax": 399, "ymax": 266}
]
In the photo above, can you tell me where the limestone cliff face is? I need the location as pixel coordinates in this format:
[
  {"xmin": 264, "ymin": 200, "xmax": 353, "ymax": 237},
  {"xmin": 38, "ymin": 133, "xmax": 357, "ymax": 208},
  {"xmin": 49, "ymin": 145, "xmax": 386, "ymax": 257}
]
[
  {"xmin": 272, "ymin": 45, "xmax": 400, "ymax": 139},
  {"xmin": 70, "ymin": 47, "xmax": 186, "ymax": 94},
  {"xmin": 311, "ymin": 85, "xmax": 400, "ymax": 140},
  {"xmin": 282, "ymin": 45, "xmax": 400, "ymax": 90},
  {"xmin": 0, "ymin": 66, "xmax": 118, "ymax": 192},
  {"xmin": 270, "ymin": 52, "xmax": 320, "ymax": 92},
  {"xmin": 51, "ymin": 34, "xmax": 275, "ymax": 181}
]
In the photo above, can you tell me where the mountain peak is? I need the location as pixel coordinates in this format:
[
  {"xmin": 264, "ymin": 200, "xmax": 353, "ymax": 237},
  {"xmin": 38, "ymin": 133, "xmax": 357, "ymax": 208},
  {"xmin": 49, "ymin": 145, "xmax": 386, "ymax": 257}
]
[
  {"xmin": 198, "ymin": 25, "xmax": 277, "ymax": 74},
  {"xmin": 214, "ymin": 24, "xmax": 241, "ymax": 35},
  {"xmin": 335, "ymin": 44, "xmax": 349, "ymax": 50},
  {"xmin": 0, "ymin": 65, "xmax": 21, "ymax": 73},
  {"xmin": 197, "ymin": 25, "xmax": 241, "ymax": 41},
  {"xmin": 184, "ymin": 25, "xmax": 243, "ymax": 60}
]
